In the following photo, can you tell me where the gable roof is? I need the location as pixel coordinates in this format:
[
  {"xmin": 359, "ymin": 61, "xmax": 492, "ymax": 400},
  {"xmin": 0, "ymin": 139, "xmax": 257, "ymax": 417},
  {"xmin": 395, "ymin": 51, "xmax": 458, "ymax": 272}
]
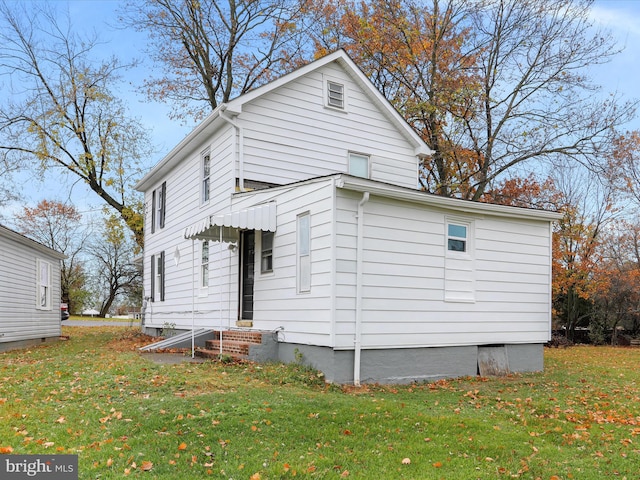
[
  {"xmin": 0, "ymin": 224, "xmax": 66, "ymax": 259},
  {"xmin": 135, "ymin": 49, "xmax": 433, "ymax": 192}
]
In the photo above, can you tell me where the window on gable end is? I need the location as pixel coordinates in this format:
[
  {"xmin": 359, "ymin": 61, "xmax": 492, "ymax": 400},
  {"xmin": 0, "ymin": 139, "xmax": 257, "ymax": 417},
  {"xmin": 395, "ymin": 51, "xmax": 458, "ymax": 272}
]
[
  {"xmin": 349, "ymin": 152, "xmax": 370, "ymax": 178},
  {"xmin": 324, "ymin": 75, "xmax": 347, "ymax": 111},
  {"xmin": 327, "ymin": 81, "xmax": 344, "ymax": 109}
]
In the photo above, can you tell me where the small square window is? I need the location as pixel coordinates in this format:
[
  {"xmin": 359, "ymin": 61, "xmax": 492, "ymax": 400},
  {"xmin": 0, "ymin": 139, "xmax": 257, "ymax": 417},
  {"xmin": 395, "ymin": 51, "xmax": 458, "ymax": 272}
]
[
  {"xmin": 447, "ymin": 223, "xmax": 467, "ymax": 252},
  {"xmin": 349, "ymin": 152, "xmax": 369, "ymax": 178}
]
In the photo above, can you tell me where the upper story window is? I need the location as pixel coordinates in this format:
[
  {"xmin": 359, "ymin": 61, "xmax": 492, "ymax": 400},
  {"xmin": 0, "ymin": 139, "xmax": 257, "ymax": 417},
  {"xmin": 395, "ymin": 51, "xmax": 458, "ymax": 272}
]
[
  {"xmin": 447, "ymin": 222, "xmax": 468, "ymax": 253},
  {"xmin": 261, "ymin": 230, "xmax": 274, "ymax": 274},
  {"xmin": 324, "ymin": 75, "xmax": 347, "ymax": 111},
  {"xmin": 349, "ymin": 152, "xmax": 370, "ymax": 178},
  {"xmin": 202, "ymin": 152, "xmax": 211, "ymax": 204},
  {"xmin": 36, "ymin": 259, "xmax": 51, "ymax": 310},
  {"xmin": 151, "ymin": 182, "xmax": 166, "ymax": 233}
]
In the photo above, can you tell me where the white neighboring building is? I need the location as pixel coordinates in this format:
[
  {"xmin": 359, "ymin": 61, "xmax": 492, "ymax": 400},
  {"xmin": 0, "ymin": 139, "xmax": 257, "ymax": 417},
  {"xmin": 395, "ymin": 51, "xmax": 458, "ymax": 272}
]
[
  {"xmin": 0, "ymin": 224, "xmax": 64, "ymax": 352},
  {"xmin": 135, "ymin": 50, "xmax": 561, "ymax": 384}
]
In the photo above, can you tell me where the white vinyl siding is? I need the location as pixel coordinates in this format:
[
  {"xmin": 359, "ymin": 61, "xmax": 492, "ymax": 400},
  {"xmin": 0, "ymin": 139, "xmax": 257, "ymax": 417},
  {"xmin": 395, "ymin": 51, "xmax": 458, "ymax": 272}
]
[
  {"xmin": 0, "ymin": 226, "xmax": 62, "ymax": 345},
  {"xmin": 239, "ymin": 63, "xmax": 419, "ymax": 188},
  {"xmin": 141, "ymin": 124, "xmax": 235, "ymax": 329},
  {"xmin": 334, "ymin": 190, "xmax": 552, "ymax": 350}
]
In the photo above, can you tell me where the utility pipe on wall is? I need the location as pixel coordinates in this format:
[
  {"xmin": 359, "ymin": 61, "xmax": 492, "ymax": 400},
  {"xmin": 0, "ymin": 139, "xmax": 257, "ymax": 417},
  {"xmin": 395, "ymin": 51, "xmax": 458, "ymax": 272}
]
[
  {"xmin": 353, "ymin": 191, "xmax": 370, "ymax": 386},
  {"xmin": 218, "ymin": 105, "xmax": 245, "ymax": 192}
]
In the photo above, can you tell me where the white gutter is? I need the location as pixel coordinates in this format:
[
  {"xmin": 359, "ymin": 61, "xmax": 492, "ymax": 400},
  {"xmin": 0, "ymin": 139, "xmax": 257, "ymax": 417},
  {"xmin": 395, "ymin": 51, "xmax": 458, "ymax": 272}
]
[
  {"xmin": 219, "ymin": 105, "xmax": 245, "ymax": 192},
  {"xmin": 354, "ymin": 191, "xmax": 370, "ymax": 386}
]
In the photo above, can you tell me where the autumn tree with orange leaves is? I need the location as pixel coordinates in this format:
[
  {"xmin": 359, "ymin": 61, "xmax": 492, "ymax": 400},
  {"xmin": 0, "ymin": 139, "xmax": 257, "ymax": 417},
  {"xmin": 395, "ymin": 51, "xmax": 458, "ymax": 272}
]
[{"xmin": 309, "ymin": 0, "xmax": 636, "ymax": 200}]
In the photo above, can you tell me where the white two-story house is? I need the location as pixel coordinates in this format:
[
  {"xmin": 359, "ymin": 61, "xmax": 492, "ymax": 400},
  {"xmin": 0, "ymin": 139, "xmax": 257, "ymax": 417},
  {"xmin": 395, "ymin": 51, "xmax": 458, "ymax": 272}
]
[{"xmin": 135, "ymin": 49, "xmax": 561, "ymax": 384}]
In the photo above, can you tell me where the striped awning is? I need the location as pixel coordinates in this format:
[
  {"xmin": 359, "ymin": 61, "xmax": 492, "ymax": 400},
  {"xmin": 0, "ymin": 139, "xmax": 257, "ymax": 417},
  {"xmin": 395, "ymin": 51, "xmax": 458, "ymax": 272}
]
[{"xmin": 183, "ymin": 202, "xmax": 277, "ymax": 241}]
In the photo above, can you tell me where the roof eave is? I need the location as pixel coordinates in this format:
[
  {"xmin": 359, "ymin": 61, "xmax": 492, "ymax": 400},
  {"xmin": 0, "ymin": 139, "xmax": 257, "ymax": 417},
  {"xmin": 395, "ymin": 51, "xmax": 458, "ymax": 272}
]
[{"xmin": 335, "ymin": 175, "xmax": 563, "ymax": 222}]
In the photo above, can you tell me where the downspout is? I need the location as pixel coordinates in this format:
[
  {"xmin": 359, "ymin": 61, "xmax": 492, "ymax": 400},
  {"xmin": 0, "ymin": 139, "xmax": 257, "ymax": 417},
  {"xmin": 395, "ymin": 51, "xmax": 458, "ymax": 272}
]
[
  {"xmin": 191, "ymin": 239, "xmax": 195, "ymax": 358},
  {"xmin": 354, "ymin": 191, "xmax": 370, "ymax": 386},
  {"xmin": 218, "ymin": 105, "xmax": 245, "ymax": 192}
]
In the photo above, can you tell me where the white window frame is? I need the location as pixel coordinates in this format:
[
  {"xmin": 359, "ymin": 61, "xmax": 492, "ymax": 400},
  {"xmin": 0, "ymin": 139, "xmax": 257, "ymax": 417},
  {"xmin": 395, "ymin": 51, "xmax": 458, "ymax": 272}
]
[
  {"xmin": 201, "ymin": 150, "xmax": 211, "ymax": 205},
  {"xmin": 151, "ymin": 252, "xmax": 165, "ymax": 302},
  {"xmin": 151, "ymin": 182, "xmax": 166, "ymax": 233},
  {"xmin": 36, "ymin": 259, "xmax": 52, "ymax": 310},
  {"xmin": 201, "ymin": 240, "xmax": 209, "ymax": 288},
  {"xmin": 297, "ymin": 213, "xmax": 311, "ymax": 293},
  {"xmin": 348, "ymin": 152, "xmax": 370, "ymax": 179},
  {"xmin": 261, "ymin": 230, "xmax": 274, "ymax": 274},
  {"xmin": 445, "ymin": 218, "xmax": 474, "ymax": 258},
  {"xmin": 324, "ymin": 75, "xmax": 347, "ymax": 111}
]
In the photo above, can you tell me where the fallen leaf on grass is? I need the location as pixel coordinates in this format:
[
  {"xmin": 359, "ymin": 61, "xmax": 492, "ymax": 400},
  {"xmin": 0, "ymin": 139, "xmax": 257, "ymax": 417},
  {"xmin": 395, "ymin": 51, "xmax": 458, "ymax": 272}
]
[
  {"xmin": 140, "ymin": 460, "xmax": 153, "ymax": 471},
  {"xmin": 402, "ymin": 458, "xmax": 411, "ymax": 465},
  {"xmin": 0, "ymin": 446, "xmax": 14, "ymax": 454},
  {"xmin": 178, "ymin": 442, "xmax": 187, "ymax": 450}
]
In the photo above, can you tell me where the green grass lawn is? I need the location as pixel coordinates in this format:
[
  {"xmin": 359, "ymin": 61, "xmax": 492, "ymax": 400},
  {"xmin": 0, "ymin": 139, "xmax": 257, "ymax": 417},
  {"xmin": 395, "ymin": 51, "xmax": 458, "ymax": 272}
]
[{"xmin": 1, "ymin": 327, "xmax": 640, "ymax": 479}]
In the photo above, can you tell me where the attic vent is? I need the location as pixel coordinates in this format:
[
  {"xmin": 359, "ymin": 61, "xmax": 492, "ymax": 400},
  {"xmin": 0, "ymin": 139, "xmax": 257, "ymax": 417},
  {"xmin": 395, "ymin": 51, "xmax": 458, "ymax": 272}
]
[{"xmin": 327, "ymin": 81, "xmax": 344, "ymax": 109}]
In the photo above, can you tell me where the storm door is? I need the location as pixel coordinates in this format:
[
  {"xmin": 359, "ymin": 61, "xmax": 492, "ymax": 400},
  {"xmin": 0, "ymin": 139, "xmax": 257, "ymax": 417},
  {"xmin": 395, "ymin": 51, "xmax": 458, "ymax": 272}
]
[{"xmin": 239, "ymin": 230, "xmax": 255, "ymax": 320}]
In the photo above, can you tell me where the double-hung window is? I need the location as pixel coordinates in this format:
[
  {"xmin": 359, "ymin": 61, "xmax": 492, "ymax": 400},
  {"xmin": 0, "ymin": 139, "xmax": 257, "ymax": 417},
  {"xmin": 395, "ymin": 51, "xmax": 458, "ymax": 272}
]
[
  {"xmin": 297, "ymin": 213, "xmax": 310, "ymax": 292},
  {"xmin": 151, "ymin": 182, "xmax": 166, "ymax": 233},
  {"xmin": 261, "ymin": 231, "xmax": 274, "ymax": 274},
  {"xmin": 447, "ymin": 223, "xmax": 468, "ymax": 253},
  {"xmin": 201, "ymin": 241, "xmax": 209, "ymax": 288},
  {"xmin": 202, "ymin": 152, "xmax": 211, "ymax": 204},
  {"xmin": 36, "ymin": 259, "xmax": 51, "ymax": 309},
  {"xmin": 151, "ymin": 252, "xmax": 165, "ymax": 302}
]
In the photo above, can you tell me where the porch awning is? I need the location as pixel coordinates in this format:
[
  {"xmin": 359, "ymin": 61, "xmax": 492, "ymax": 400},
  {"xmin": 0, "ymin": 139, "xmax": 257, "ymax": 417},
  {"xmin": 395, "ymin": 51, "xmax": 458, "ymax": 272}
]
[{"xmin": 183, "ymin": 202, "xmax": 277, "ymax": 241}]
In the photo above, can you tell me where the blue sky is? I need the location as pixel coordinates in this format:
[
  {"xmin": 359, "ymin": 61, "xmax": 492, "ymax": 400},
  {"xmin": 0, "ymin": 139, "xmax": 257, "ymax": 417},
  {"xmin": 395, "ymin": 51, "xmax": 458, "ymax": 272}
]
[{"xmin": 4, "ymin": 0, "xmax": 640, "ymax": 219}]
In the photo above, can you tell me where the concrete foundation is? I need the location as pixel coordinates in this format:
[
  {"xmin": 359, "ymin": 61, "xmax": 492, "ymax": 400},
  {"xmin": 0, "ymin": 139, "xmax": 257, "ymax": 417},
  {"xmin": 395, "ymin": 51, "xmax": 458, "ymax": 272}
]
[{"xmin": 278, "ymin": 343, "xmax": 544, "ymax": 384}]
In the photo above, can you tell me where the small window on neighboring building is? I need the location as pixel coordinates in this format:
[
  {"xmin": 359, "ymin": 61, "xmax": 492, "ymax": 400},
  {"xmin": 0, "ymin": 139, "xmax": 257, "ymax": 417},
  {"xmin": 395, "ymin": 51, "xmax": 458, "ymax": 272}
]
[
  {"xmin": 201, "ymin": 241, "xmax": 209, "ymax": 287},
  {"xmin": 447, "ymin": 223, "xmax": 467, "ymax": 252},
  {"xmin": 202, "ymin": 152, "xmax": 211, "ymax": 204},
  {"xmin": 349, "ymin": 152, "xmax": 370, "ymax": 178},
  {"xmin": 261, "ymin": 230, "xmax": 274, "ymax": 274},
  {"xmin": 297, "ymin": 213, "xmax": 310, "ymax": 292},
  {"xmin": 151, "ymin": 182, "xmax": 166, "ymax": 233},
  {"xmin": 36, "ymin": 259, "xmax": 51, "ymax": 310},
  {"xmin": 151, "ymin": 252, "xmax": 165, "ymax": 302}
]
